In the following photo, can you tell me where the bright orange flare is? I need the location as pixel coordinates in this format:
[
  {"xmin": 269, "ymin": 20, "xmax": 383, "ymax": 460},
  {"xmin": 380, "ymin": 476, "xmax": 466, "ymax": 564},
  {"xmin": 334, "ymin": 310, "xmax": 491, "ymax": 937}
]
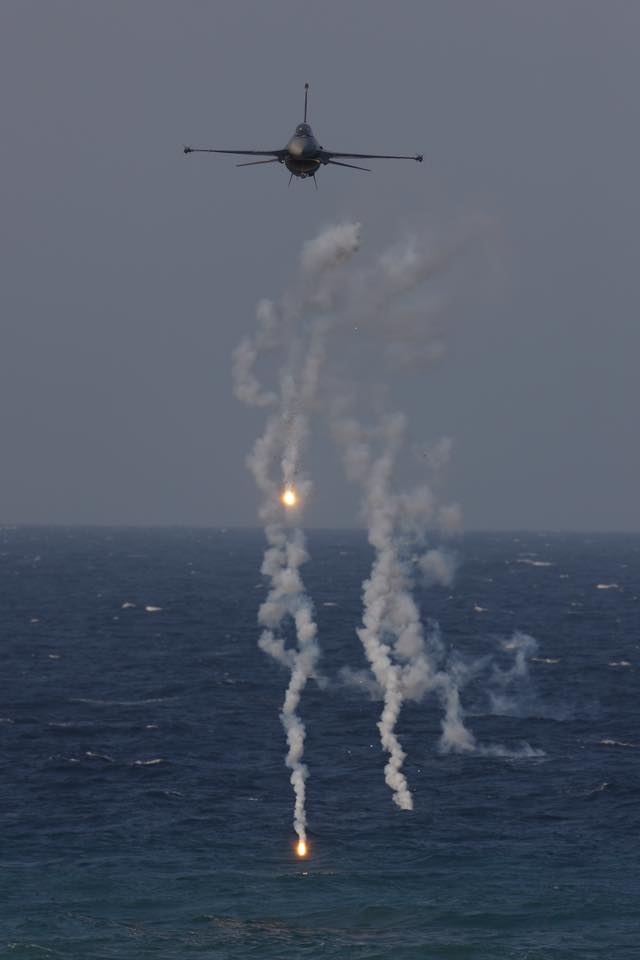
[
  {"xmin": 296, "ymin": 839, "xmax": 308, "ymax": 857},
  {"xmin": 281, "ymin": 487, "xmax": 297, "ymax": 507}
]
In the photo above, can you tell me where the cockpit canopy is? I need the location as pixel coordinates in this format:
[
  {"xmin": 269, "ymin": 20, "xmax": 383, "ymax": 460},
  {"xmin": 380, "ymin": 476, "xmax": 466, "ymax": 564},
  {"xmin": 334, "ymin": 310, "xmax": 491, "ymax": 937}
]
[{"xmin": 295, "ymin": 123, "xmax": 311, "ymax": 136}]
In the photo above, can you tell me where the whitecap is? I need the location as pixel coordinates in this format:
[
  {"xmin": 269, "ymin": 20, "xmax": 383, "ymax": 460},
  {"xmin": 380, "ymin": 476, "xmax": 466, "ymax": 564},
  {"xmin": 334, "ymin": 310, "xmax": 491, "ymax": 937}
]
[
  {"xmin": 531, "ymin": 657, "xmax": 560, "ymax": 665},
  {"xmin": 47, "ymin": 654, "xmax": 61, "ymax": 660},
  {"xmin": 0, "ymin": 717, "xmax": 15, "ymax": 724},
  {"xmin": 597, "ymin": 583, "xmax": 620, "ymax": 590},
  {"xmin": 588, "ymin": 781, "xmax": 610, "ymax": 794},
  {"xmin": 71, "ymin": 696, "xmax": 173, "ymax": 706},
  {"xmin": 322, "ymin": 601, "xmax": 338, "ymax": 607},
  {"xmin": 133, "ymin": 758, "xmax": 166, "ymax": 766},
  {"xmin": 477, "ymin": 742, "xmax": 546, "ymax": 759},
  {"xmin": 474, "ymin": 604, "xmax": 487, "ymax": 613},
  {"xmin": 608, "ymin": 660, "xmax": 631, "ymax": 668},
  {"xmin": 48, "ymin": 721, "xmax": 91, "ymax": 729},
  {"xmin": 516, "ymin": 559, "xmax": 553, "ymax": 567},
  {"xmin": 145, "ymin": 605, "xmax": 163, "ymax": 613},
  {"xmin": 121, "ymin": 601, "xmax": 136, "ymax": 609}
]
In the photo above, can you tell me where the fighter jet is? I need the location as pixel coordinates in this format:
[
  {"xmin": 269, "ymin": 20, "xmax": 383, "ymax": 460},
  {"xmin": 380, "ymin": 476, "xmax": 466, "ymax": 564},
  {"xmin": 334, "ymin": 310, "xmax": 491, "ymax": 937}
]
[{"xmin": 183, "ymin": 84, "xmax": 423, "ymax": 185}]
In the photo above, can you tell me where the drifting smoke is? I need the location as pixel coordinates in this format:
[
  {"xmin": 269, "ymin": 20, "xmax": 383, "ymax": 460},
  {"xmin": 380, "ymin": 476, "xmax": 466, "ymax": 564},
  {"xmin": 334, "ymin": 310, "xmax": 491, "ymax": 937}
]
[
  {"xmin": 301, "ymin": 222, "xmax": 362, "ymax": 275},
  {"xmin": 333, "ymin": 412, "xmax": 476, "ymax": 809},
  {"xmin": 234, "ymin": 219, "xmax": 540, "ymax": 825},
  {"xmin": 327, "ymin": 227, "xmax": 542, "ymax": 788},
  {"xmin": 324, "ymin": 227, "xmax": 484, "ymax": 806},
  {"xmin": 423, "ymin": 436, "xmax": 454, "ymax": 474},
  {"xmin": 233, "ymin": 223, "xmax": 362, "ymax": 844},
  {"xmin": 437, "ymin": 503, "xmax": 464, "ymax": 537},
  {"xmin": 232, "ymin": 300, "xmax": 280, "ymax": 409},
  {"xmin": 486, "ymin": 632, "xmax": 550, "ymax": 726},
  {"xmin": 419, "ymin": 549, "xmax": 457, "ymax": 588}
]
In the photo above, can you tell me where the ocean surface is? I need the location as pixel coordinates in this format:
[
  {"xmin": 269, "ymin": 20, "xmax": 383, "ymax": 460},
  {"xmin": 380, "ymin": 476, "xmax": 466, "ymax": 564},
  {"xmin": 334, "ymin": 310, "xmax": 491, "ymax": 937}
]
[{"xmin": 1, "ymin": 527, "xmax": 639, "ymax": 959}]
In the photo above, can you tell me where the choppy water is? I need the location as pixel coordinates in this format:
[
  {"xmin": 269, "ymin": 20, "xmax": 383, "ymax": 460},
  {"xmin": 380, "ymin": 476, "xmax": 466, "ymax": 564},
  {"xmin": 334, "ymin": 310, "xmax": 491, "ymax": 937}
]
[{"xmin": 1, "ymin": 527, "xmax": 639, "ymax": 959}]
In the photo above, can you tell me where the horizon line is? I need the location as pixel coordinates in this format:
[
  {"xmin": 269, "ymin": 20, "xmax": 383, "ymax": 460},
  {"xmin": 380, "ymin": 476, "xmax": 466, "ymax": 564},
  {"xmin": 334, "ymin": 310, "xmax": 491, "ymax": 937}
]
[{"xmin": 1, "ymin": 521, "xmax": 639, "ymax": 537}]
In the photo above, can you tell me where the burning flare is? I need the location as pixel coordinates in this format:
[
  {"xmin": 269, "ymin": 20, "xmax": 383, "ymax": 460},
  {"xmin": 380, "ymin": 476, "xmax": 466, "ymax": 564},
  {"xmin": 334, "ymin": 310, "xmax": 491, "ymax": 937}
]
[
  {"xmin": 296, "ymin": 838, "xmax": 308, "ymax": 857},
  {"xmin": 281, "ymin": 487, "xmax": 297, "ymax": 507}
]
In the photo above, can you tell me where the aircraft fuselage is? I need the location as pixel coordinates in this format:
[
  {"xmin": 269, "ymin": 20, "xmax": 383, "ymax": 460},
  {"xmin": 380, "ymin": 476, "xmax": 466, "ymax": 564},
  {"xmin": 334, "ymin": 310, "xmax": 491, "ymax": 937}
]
[{"xmin": 284, "ymin": 124, "xmax": 322, "ymax": 178}]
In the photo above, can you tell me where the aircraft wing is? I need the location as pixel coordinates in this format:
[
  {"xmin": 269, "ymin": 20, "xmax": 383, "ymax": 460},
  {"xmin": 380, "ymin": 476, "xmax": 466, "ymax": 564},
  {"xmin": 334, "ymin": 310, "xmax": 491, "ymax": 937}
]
[
  {"xmin": 321, "ymin": 151, "xmax": 423, "ymax": 162},
  {"xmin": 184, "ymin": 146, "xmax": 286, "ymax": 158}
]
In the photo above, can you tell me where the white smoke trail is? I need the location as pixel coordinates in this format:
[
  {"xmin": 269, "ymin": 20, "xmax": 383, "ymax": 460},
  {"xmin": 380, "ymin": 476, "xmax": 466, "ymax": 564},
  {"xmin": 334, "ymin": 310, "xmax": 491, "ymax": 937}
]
[
  {"xmin": 234, "ymin": 223, "xmax": 361, "ymax": 844},
  {"xmin": 301, "ymin": 222, "xmax": 363, "ymax": 275},
  {"xmin": 340, "ymin": 227, "xmax": 543, "ymax": 781},
  {"xmin": 317, "ymin": 226, "xmax": 486, "ymax": 807},
  {"xmin": 235, "ymin": 220, "xmax": 522, "ymax": 819},
  {"xmin": 232, "ymin": 300, "xmax": 280, "ymax": 409},
  {"xmin": 256, "ymin": 523, "xmax": 319, "ymax": 843},
  {"xmin": 333, "ymin": 411, "xmax": 476, "ymax": 809}
]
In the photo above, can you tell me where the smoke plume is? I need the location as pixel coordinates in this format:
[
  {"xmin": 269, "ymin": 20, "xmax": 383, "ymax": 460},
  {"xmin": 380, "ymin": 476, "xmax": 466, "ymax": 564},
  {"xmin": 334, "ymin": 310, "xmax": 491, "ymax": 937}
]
[
  {"xmin": 234, "ymin": 220, "xmax": 539, "ymax": 824},
  {"xmin": 333, "ymin": 411, "xmax": 476, "ymax": 808},
  {"xmin": 234, "ymin": 223, "xmax": 362, "ymax": 843}
]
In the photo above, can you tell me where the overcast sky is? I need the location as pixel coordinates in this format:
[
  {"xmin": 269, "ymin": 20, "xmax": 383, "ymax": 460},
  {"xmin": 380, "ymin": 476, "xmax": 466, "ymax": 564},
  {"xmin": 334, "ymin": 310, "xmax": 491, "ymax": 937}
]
[{"xmin": 1, "ymin": 1, "xmax": 638, "ymax": 531}]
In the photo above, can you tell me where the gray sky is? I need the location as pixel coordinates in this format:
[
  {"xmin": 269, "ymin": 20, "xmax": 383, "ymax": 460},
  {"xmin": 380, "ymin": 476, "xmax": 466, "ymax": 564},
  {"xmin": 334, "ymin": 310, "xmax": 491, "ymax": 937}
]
[{"xmin": 1, "ymin": 0, "xmax": 638, "ymax": 531}]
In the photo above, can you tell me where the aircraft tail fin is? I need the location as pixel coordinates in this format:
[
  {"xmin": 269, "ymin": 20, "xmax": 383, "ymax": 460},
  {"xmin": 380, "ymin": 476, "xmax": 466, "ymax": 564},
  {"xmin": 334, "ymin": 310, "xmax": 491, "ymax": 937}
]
[{"xmin": 304, "ymin": 83, "xmax": 309, "ymax": 123}]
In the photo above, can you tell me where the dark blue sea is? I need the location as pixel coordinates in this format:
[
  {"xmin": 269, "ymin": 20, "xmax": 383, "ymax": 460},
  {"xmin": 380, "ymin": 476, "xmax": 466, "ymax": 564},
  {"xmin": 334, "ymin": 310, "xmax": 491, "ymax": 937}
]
[{"xmin": 1, "ymin": 527, "xmax": 639, "ymax": 959}]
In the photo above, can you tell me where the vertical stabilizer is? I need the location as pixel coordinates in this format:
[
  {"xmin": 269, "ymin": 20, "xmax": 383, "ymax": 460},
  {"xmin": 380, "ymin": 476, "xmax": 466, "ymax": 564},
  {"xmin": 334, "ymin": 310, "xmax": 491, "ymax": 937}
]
[{"xmin": 304, "ymin": 83, "xmax": 309, "ymax": 123}]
